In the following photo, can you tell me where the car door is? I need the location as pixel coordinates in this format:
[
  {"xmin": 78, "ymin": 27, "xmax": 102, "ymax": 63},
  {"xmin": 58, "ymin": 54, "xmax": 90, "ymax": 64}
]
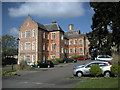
[
  {"xmin": 96, "ymin": 62, "xmax": 109, "ymax": 72},
  {"xmin": 84, "ymin": 63, "xmax": 97, "ymax": 75}
]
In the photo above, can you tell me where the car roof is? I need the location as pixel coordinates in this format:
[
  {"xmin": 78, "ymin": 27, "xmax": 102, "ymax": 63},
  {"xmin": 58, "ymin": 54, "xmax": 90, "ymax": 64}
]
[{"xmin": 89, "ymin": 60, "xmax": 109, "ymax": 64}]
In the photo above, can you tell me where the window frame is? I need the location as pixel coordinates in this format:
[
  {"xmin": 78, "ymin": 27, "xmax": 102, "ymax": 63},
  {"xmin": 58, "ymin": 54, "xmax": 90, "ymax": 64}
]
[
  {"xmin": 25, "ymin": 42, "xmax": 31, "ymax": 50},
  {"xmin": 69, "ymin": 40, "xmax": 72, "ymax": 45},
  {"xmin": 51, "ymin": 33, "xmax": 56, "ymax": 40},
  {"xmin": 51, "ymin": 43, "xmax": 56, "ymax": 51},
  {"xmin": 79, "ymin": 39, "xmax": 83, "ymax": 44},
  {"xmin": 25, "ymin": 30, "xmax": 30, "ymax": 38},
  {"xmin": 79, "ymin": 48, "xmax": 83, "ymax": 53},
  {"xmin": 74, "ymin": 40, "xmax": 77, "ymax": 44}
]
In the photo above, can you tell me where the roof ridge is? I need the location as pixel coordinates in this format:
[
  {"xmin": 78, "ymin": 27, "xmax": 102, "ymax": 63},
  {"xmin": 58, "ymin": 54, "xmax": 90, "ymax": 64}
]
[{"xmin": 44, "ymin": 23, "xmax": 53, "ymax": 26}]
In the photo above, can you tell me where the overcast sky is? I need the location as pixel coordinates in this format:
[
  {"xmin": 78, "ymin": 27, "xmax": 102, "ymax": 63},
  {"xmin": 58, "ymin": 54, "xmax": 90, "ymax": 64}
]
[{"xmin": 2, "ymin": 1, "xmax": 94, "ymax": 37}]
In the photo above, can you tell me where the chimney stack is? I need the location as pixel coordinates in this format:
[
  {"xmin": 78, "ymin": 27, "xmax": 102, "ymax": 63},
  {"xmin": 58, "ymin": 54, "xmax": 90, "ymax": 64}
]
[
  {"xmin": 68, "ymin": 24, "xmax": 74, "ymax": 31},
  {"xmin": 52, "ymin": 20, "xmax": 57, "ymax": 24}
]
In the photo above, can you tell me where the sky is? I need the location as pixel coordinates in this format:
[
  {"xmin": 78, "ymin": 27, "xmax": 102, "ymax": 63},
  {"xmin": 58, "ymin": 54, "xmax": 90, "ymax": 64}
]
[{"xmin": 2, "ymin": 1, "xmax": 95, "ymax": 38}]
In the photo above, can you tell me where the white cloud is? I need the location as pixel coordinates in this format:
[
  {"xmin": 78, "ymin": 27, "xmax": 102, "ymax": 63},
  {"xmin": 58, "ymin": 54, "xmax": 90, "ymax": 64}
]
[
  {"xmin": 8, "ymin": 2, "xmax": 85, "ymax": 18},
  {"xmin": 9, "ymin": 27, "xmax": 19, "ymax": 36}
]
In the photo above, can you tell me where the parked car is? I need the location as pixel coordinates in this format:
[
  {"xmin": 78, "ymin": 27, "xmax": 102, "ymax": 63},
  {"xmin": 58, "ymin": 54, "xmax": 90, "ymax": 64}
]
[
  {"xmin": 63, "ymin": 58, "xmax": 77, "ymax": 63},
  {"xmin": 75, "ymin": 56, "xmax": 89, "ymax": 60},
  {"xmin": 73, "ymin": 61, "xmax": 112, "ymax": 77},
  {"xmin": 95, "ymin": 55, "xmax": 112, "ymax": 61},
  {"xmin": 37, "ymin": 60, "xmax": 54, "ymax": 68},
  {"xmin": 27, "ymin": 62, "xmax": 35, "ymax": 67}
]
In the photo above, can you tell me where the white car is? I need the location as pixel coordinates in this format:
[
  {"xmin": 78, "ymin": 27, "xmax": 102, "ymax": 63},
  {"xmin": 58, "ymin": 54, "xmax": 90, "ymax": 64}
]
[
  {"xmin": 27, "ymin": 62, "xmax": 35, "ymax": 67},
  {"xmin": 73, "ymin": 61, "xmax": 112, "ymax": 77},
  {"xmin": 95, "ymin": 55, "xmax": 112, "ymax": 61}
]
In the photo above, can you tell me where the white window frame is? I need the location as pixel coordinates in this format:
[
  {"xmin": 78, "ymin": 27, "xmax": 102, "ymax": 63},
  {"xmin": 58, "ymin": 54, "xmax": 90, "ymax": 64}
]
[
  {"xmin": 69, "ymin": 40, "xmax": 72, "ymax": 45},
  {"xmin": 79, "ymin": 39, "xmax": 83, "ymax": 44},
  {"xmin": 74, "ymin": 48, "xmax": 77, "ymax": 53},
  {"xmin": 25, "ymin": 30, "xmax": 30, "ymax": 38},
  {"xmin": 69, "ymin": 48, "xmax": 72, "ymax": 53},
  {"xmin": 25, "ymin": 42, "xmax": 31, "ymax": 50},
  {"xmin": 74, "ymin": 40, "xmax": 77, "ymax": 44},
  {"xmin": 61, "ymin": 47, "xmax": 64, "ymax": 53},
  {"xmin": 51, "ymin": 43, "xmax": 56, "ymax": 51},
  {"xmin": 25, "ymin": 56, "xmax": 30, "ymax": 63},
  {"xmin": 32, "ymin": 55, "xmax": 35, "ymax": 63},
  {"xmin": 32, "ymin": 42, "xmax": 35, "ymax": 50},
  {"xmin": 51, "ymin": 33, "xmax": 55, "ymax": 39},
  {"xmin": 21, "ymin": 32, "xmax": 24, "ymax": 38},
  {"xmin": 32, "ymin": 30, "xmax": 35, "ymax": 37},
  {"xmin": 79, "ymin": 48, "xmax": 83, "ymax": 53},
  {"xmin": 20, "ymin": 43, "xmax": 23, "ymax": 50}
]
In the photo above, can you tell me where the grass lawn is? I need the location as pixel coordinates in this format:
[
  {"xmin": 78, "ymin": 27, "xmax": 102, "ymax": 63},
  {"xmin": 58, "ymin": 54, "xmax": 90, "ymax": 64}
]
[{"xmin": 74, "ymin": 77, "xmax": 119, "ymax": 88}]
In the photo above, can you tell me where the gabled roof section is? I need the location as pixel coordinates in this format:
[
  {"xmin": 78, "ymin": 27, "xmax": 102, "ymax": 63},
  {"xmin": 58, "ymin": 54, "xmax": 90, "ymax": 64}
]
[{"xmin": 36, "ymin": 22, "xmax": 47, "ymax": 31}]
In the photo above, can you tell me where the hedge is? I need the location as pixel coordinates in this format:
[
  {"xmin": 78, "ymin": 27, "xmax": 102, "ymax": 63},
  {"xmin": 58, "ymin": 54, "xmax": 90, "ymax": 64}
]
[{"xmin": 90, "ymin": 65, "xmax": 102, "ymax": 77}]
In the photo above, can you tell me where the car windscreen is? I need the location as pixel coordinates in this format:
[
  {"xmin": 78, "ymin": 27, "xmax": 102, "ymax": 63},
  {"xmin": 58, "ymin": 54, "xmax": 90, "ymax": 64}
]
[{"xmin": 98, "ymin": 55, "xmax": 110, "ymax": 58}]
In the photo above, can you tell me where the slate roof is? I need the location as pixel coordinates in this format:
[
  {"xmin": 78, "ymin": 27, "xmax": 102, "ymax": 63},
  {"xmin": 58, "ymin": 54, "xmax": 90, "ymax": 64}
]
[
  {"xmin": 37, "ymin": 22, "xmax": 47, "ymax": 31},
  {"xmin": 64, "ymin": 30, "xmax": 86, "ymax": 39},
  {"xmin": 36, "ymin": 20, "xmax": 86, "ymax": 39},
  {"xmin": 64, "ymin": 34, "xmax": 86, "ymax": 39},
  {"xmin": 65, "ymin": 30, "xmax": 80, "ymax": 35},
  {"xmin": 45, "ymin": 24, "xmax": 64, "ymax": 32},
  {"xmin": 36, "ymin": 21, "xmax": 64, "ymax": 32}
]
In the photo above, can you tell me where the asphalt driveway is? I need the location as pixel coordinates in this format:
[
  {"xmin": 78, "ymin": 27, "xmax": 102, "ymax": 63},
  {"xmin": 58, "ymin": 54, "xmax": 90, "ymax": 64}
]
[{"xmin": 2, "ymin": 60, "xmax": 91, "ymax": 88}]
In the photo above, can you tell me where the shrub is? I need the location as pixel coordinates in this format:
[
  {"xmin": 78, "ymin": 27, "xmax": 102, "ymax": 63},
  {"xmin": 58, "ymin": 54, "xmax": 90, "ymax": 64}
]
[
  {"xmin": 36, "ymin": 60, "xmax": 42, "ymax": 66},
  {"xmin": 2, "ymin": 69, "xmax": 17, "ymax": 76},
  {"xmin": 112, "ymin": 53, "xmax": 120, "ymax": 65},
  {"xmin": 56, "ymin": 58, "xmax": 63, "ymax": 63},
  {"xmin": 9, "ymin": 72, "xmax": 17, "ymax": 76},
  {"xmin": 16, "ymin": 60, "xmax": 31, "ymax": 71},
  {"xmin": 71, "ymin": 55, "xmax": 85, "ymax": 59},
  {"xmin": 90, "ymin": 65, "xmax": 102, "ymax": 77},
  {"xmin": 48, "ymin": 59, "xmax": 59, "ymax": 65},
  {"xmin": 111, "ymin": 64, "xmax": 120, "ymax": 76}
]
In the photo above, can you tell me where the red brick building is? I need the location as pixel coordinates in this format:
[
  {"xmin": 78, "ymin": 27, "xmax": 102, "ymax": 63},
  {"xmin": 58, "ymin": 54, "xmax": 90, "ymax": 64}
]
[{"xmin": 18, "ymin": 16, "xmax": 89, "ymax": 64}]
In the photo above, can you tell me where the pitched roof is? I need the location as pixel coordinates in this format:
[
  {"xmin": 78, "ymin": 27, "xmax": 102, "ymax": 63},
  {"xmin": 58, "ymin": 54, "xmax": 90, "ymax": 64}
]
[
  {"xmin": 64, "ymin": 34, "xmax": 86, "ymax": 39},
  {"xmin": 45, "ymin": 24, "xmax": 64, "ymax": 32},
  {"xmin": 37, "ymin": 22, "xmax": 47, "ymax": 31}
]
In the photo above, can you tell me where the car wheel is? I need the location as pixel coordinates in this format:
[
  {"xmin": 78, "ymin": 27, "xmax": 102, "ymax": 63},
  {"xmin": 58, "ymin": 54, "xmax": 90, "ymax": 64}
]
[
  {"xmin": 48, "ymin": 65, "xmax": 50, "ymax": 68},
  {"xmin": 77, "ymin": 72, "xmax": 83, "ymax": 77},
  {"xmin": 73, "ymin": 61, "xmax": 76, "ymax": 63},
  {"xmin": 38, "ymin": 66, "xmax": 40, "ymax": 68},
  {"xmin": 104, "ymin": 71, "xmax": 111, "ymax": 77},
  {"xmin": 64, "ymin": 61, "xmax": 67, "ymax": 63}
]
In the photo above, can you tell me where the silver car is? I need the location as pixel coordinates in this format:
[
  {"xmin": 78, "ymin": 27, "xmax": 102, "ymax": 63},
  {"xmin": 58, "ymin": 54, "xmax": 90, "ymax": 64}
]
[{"xmin": 73, "ymin": 61, "xmax": 112, "ymax": 77}]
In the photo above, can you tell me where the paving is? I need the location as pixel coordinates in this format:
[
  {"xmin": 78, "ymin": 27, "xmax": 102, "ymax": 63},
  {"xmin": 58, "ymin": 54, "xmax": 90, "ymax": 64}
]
[{"xmin": 2, "ymin": 60, "xmax": 91, "ymax": 88}]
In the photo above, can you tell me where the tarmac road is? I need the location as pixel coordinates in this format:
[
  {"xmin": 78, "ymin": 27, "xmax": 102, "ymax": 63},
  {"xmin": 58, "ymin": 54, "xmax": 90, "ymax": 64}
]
[{"xmin": 2, "ymin": 60, "xmax": 91, "ymax": 88}]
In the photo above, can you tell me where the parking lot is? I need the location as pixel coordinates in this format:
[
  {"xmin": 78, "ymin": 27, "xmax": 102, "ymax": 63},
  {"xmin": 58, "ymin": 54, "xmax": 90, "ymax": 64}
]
[{"xmin": 2, "ymin": 60, "xmax": 91, "ymax": 88}]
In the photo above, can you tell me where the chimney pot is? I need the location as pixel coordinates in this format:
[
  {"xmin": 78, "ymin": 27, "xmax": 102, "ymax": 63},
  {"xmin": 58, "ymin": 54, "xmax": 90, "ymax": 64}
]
[{"xmin": 68, "ymin": 24, "xmax": 74, "ymax": 31}]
